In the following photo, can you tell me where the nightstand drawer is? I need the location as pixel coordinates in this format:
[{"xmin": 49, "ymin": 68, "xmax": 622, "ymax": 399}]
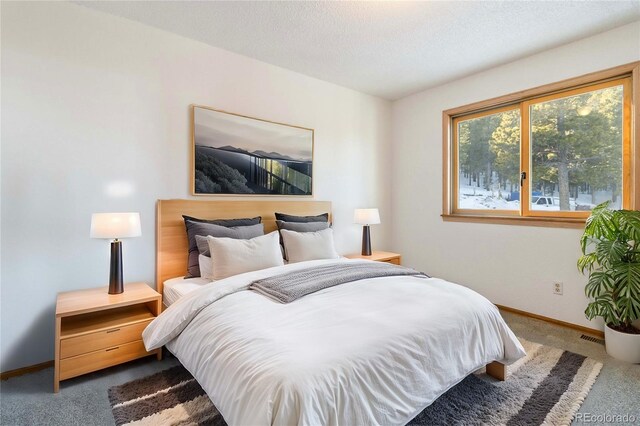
[
  {"xmin": 59, "ymin": 340, "xmax": 151, "ymax": 380},
  {"xmin": 383, "ymin": 258, "xmax": 400, "ymax": 265},
  {"xmin": 60, "ymin": 319, "xmax": 152, "ymax": 359}
]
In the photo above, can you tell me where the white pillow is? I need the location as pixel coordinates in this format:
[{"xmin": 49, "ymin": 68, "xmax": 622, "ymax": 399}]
[
  {"xmin": 280, "ymin": 228, "xmax": 340, "ymax": 264},
  {"xmin": 198, "ymin": 254, "xmax": 214, "ymax": 280},
  {"xmin": 208, "ymin": 231, "xmax": 284, "ymax": 280}
]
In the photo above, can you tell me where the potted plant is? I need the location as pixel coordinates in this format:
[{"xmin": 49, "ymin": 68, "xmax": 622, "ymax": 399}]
[{"xmin": 578, "ymin": 201, "xmax": 640, "ymax": 363}]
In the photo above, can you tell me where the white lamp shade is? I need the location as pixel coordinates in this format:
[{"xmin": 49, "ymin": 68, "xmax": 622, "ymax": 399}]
[
  {"xmin": 354, "ymin": 208, "xmax": 380, "ymax": 225},
  {"xmin": 90, "ymin": 212, "xmax": 141, "ymax": 239}
]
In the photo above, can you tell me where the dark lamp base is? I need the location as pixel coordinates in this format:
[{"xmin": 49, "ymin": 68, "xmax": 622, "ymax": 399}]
[
  {"xmin": 361, "ymin": 225, "xmax": 372, "ymax": 256},
  {"xmin": 109, "ymin": 240, "xmax": 124, "ymax": 294}
]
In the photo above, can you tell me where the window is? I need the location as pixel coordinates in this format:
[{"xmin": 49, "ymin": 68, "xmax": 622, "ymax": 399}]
[
  {"xmin": 454, "ymin": 106, "xmax": 521, "ymax": 213},
  {"xmin": 443, "ymin": 63, "xmax": 638, "ymax": 227}
]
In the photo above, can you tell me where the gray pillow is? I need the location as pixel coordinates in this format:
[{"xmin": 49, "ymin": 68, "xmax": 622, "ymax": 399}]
[
  {"xmin": 276, "ymin": 220, "xmax": 330, "ymax": 233},
  {"xmin": 195, "ymin": 223, "xmax": 265, "ymax": 257},
  {"xmin": 274, "ymin": 212, "xmax": 329, "ymax": 223},
  {"xmin": 184, "ymin": 218, "xmax": 262, "ymax": 278},
  {"xmin": 182, "ymin": 215, "xmax": 261, "ymax": 227},
  {"xmin": 276, "ymin": 220, "xmax": 330, "ymax": 260}
]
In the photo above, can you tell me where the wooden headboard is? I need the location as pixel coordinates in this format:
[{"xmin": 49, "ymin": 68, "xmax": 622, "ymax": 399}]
[{"xmin": 156, "ymin": 199, "xmax": 332, "ymax": 296}]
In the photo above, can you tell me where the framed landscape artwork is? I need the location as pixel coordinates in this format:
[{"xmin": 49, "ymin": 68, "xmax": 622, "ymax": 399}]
[{"xmin": 192, "ymin": 105, "xmax": 314, "ymax": 196}]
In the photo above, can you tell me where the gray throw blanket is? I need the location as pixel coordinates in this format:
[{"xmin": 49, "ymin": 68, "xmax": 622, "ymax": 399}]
[{"xmin": 249, "ymin": 262, "xmax": 428, "ymax": 303}]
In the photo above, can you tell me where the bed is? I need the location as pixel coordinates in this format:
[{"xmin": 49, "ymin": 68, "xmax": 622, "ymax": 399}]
[
  {"xmin": 147, "ymin": 199, "xmax": 525, "ymax": 425},
  {"xmin": 162, "ymin": 276, "xmax": 209, "ymax": 306}
]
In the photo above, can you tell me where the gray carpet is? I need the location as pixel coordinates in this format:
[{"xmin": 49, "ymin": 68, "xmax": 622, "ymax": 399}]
[
  {"xmin": 1, "ymin": 312, "xmax": 638, "ymax": 425},
  {"xmin": 1, "ymin": 354, "xmax": 180, "ymax": 426}
]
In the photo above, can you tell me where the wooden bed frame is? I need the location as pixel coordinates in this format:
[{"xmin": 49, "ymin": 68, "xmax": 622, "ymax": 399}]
[{"xmin": 154, "ymin": 198, "xmax": 506, "ymax": 381}]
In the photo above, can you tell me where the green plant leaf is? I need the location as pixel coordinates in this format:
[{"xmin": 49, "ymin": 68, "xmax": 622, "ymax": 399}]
[
  {"xmin": 580, "ymin": 235, "xmax": 600, "ymax": 257},
  {"xmin": 584, "ymin": 271, "xmax": 613, "ymax": 299},
  {"xmin": 584, "ymin": 201, "xmax": 616, "ymax": 240},
  {"xmin": 617, "ymin": 210, "xmax": 640, "ymax": 247},
  {"xmin": 610, "ymin": 261, "xmax": 640, "ymax": 326},
  {"xmin": 585, "ymin": 293, "xmax": 617, "ymax": 324},
  {"xmin": 577, "ymin": 252, "xmax": 597, "ymax": 274},
  {"xmin": 595, "ymin": 239, "xmax": 627, "ymax": 265}
]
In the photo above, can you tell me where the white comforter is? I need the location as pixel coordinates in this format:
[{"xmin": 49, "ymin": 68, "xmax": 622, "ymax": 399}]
[{"xmin": 143, "ymin": 258, "xmax": 525, "ymax": 426}]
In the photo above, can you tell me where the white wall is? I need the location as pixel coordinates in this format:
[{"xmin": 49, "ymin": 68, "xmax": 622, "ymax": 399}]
[
  {"xmin": 0, "ymin": 2, "xmax": 391, "ymax": 372},
  {"xmin": 391, "ymin": 22, "xmax": 640, "ymax": 330}
]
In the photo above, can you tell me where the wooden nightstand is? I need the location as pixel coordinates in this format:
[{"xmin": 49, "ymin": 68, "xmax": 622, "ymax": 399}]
[
  {"xmin": 345, "ymin": 251, "xmax": 402, "ymax": 265},
  {"xmin": 54, "ymin": 282, "xmax": 162, "ymax": 392}
]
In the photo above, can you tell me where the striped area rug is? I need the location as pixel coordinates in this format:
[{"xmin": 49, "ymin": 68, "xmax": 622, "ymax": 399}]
[{"xmin": 108, "ymin": 339, "xmax": 602, "ymax": 426}]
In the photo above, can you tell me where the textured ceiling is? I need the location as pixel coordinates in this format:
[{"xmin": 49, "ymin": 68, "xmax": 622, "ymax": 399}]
[{"xmin": 75, "ymin": 1, "xmax": 640, "ymax": 100}]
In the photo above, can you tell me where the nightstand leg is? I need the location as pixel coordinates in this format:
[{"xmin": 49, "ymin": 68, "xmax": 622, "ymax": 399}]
[
  {"xmin": 54, "ymin": 317, "xmax": 61, "ymax": 393},
  {"xmin": 154, "ymin": 299, "xmax": 162, "ymax": 361}
]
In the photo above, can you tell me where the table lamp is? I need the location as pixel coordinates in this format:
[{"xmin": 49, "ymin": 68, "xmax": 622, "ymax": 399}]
[
  {"xmin": 354, "ymin": 208, "xmax": 380, "ymax": 256},
  {"xmin": 90, "ymin": 212, "xmax": 141, "ymax": 294}
]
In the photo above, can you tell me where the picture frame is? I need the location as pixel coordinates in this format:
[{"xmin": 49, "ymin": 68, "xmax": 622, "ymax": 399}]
[{"xmin": 191, "ymin": 105, "xmax": 314, "ymax": 196}]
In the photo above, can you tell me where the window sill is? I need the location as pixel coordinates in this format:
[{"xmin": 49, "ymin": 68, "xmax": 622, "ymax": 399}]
[{"xmin": 441, "ymin": 214, "xmax": 586, "ymax": 229}]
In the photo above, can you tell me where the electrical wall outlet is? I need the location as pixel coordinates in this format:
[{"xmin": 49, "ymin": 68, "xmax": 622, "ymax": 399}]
[{"xmin": 553, "ymin": 282, "xmax": 563, "ymax": 295}]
